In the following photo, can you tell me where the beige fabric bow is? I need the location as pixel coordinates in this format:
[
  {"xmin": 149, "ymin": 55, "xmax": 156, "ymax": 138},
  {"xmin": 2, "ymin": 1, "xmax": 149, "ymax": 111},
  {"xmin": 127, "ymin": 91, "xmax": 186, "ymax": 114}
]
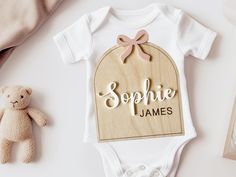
[{"xmin": 117, "ymin": 30, "xmax": 151, "ymax": 63}]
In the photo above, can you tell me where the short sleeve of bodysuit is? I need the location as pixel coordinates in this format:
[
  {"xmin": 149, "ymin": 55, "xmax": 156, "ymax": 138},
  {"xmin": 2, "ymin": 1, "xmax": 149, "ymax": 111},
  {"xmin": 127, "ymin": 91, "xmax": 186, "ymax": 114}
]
[
  {"xmin": 53, "ymin": 14, "xmax": 92, "ymax": 64},
  {"xmin": 176, "ymin": 10, "xmax": 217, "ymax": 60}
]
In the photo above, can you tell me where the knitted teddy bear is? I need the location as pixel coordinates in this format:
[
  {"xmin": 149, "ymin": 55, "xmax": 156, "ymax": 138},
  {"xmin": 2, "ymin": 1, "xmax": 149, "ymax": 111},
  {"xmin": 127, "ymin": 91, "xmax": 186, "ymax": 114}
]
[{"xmin": 0, "ymin": 86, "xmax": 47, "ymax": 163}]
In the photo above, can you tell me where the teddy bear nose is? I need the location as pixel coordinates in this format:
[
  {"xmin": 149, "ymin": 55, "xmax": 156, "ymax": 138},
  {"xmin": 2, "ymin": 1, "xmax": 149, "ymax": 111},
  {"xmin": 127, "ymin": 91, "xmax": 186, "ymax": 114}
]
[{"xmin": 10, "ymin": 101, "xmax": 18, "ymax": 104}]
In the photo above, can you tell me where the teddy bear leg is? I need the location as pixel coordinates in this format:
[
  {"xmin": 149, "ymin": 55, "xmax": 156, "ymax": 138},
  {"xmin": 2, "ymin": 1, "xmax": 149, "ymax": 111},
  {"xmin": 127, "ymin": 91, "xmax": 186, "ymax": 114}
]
[
  {"xmin": 0, "ymin": 138, "xmax": 13, "ymax": 164},
  {"xmin": 21, "ymin": 138, "xmax": 35, "ymax": 163}
]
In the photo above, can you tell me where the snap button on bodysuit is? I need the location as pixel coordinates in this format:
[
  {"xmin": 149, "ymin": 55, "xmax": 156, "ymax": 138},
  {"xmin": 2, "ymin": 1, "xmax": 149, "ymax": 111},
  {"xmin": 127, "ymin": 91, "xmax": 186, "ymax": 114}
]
[
  {"xmin": 139, "ymin": 165, "xmax": 146, "ymax": 170},
  {"xmin": 126, "ymin": 170, "xmax": 133, "ymax": 176},
  {"xmin": 150, "ymin": 169, "xmax": 161, "ymax": 177}
]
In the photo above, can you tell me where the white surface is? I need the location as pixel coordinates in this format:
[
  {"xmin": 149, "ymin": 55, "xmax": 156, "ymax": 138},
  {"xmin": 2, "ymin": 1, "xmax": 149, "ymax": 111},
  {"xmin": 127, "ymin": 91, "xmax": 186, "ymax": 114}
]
[{"xmin": 0, "ymin": 0, "xmax": 235, "ymax": 177}]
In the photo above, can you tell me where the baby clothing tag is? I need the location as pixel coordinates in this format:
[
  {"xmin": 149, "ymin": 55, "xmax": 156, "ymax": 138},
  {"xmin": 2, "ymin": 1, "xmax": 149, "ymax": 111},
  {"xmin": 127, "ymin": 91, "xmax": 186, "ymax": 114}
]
[{"xmin": 94, "ymin": 30, "xmax": 184, "ymax": 142}]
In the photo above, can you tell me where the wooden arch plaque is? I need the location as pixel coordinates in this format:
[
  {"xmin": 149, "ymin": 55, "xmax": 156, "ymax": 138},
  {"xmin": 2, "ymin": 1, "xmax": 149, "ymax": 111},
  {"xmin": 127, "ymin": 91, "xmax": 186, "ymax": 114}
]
[{"xmin": 94, "ymin": 32, "xmax": 184, "ymax": 142}]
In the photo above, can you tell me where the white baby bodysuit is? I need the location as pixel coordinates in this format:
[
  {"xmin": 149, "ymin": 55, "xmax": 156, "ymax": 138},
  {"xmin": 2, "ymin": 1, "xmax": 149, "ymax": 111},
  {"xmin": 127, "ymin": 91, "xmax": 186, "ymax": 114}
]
[{"xmin": 54, "ymin": 3, "xmax": 216, "ymax": 177}]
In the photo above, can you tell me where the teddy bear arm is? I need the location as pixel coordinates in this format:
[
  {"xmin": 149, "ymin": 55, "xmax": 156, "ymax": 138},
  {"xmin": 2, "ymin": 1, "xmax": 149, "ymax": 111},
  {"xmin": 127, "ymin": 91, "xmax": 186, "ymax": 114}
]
[{"xmin": 27, "ymin": 108, "xmax": 47, "ymax": 127}]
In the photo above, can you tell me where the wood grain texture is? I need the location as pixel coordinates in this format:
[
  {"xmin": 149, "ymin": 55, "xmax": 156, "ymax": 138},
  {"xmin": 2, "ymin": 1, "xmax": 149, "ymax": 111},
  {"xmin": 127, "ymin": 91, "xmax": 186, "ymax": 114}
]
[
  {"xmin": 223, "ymin": 96, "xmax": 236, "ymax": 160},
  {"xmin": 94, "ymin": 43, "xmax": 184, "ymax": 142}
]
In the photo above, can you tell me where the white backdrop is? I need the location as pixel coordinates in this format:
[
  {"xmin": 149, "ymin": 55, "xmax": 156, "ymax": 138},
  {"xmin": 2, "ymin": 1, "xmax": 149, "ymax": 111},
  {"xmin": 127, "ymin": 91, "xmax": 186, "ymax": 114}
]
[{"xmin": 0, "ymin": 0, "xmax": 235, "ymax": 177}]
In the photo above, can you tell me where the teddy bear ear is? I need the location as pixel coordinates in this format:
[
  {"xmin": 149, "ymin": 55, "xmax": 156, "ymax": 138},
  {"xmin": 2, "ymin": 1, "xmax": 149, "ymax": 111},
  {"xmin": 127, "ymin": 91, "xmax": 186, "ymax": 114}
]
[
  {"xmin": 24, "ymin": 87, "xmax": 32, "ymax": 95},
  {"xmin": 0, "ymin": 86, "xmax": 7, "ymax": 94}
]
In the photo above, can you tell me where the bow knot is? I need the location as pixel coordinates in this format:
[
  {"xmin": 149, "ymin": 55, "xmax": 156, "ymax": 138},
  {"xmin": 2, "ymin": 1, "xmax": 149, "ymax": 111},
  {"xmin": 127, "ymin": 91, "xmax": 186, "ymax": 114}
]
[{"xmin": 117, "ymin": 30, "xmax": 151, "ymax": 63}]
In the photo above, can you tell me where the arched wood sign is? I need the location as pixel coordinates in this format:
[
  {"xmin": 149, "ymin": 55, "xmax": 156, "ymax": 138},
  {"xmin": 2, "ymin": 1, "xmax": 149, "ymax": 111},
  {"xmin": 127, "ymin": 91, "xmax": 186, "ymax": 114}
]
[{"xmin": 94, "ymin": 30, "xmax": 184, "ymax": 142}]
